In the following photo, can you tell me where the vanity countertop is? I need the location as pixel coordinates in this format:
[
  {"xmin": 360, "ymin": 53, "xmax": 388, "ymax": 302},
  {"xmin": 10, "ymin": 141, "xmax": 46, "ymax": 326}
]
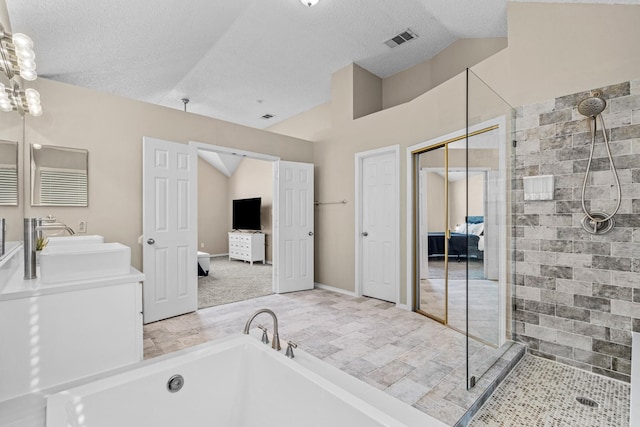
[{"xmin": 0, "ymin": 245, "xmax": 144, "ymax": 301}]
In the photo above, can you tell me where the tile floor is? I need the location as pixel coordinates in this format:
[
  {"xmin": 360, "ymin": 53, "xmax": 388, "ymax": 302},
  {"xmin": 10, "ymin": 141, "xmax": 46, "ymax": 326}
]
[
  {"xmin": 144, "ymin": 289, "xmax": 518, "ymax": 426},
  {"xmin": 470, "ymin": 354, "xmax": 630, "ymax": 427}
]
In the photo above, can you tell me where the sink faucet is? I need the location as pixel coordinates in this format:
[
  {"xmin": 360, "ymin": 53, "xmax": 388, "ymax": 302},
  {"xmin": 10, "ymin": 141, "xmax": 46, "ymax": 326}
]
[
  {"xmin": 242, "ymin": 308, "xmax": 281, "ymax": 351},
  {"xmin": 36, "ymin": 224, "xmax": 75, "ymax": 236},
  {"xmin": 35, "ymin": 217, "xmax": 75, "ymax": 240}
]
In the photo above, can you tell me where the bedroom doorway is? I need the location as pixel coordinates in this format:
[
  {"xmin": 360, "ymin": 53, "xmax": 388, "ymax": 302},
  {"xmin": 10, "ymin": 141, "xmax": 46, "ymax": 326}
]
[{"xmin": 189, "ymin": 142, "xmax": 315, "ymax": 309}]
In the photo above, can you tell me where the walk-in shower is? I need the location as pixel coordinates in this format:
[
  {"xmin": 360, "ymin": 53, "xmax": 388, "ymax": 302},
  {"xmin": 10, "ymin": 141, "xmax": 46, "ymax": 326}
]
[{"xmin": 578, "ymin": 91, "xmax": 621, "ymax": 235}]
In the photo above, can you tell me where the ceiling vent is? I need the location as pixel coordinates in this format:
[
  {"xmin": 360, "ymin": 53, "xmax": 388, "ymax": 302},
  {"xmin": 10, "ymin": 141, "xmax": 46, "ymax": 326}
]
[
  {"xmin": 384, "ymin": 29, "xmax": 418, "ymax": 48},
  {"xmin": 261, "ymin": 113, "xmax": 275, "ymax": 120}
]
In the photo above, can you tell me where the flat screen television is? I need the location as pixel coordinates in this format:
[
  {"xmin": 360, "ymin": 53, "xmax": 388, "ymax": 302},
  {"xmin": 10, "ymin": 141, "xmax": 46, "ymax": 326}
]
[{"xmin": 232, "ymin": 197, "xmax": 261, "ymax": 231}]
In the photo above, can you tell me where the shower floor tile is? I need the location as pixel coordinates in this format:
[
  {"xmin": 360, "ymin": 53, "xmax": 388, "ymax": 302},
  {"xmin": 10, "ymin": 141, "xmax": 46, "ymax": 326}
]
[
  {"xmin": 143, "ymin": 289, "xmax": 520, "ymax": 426},
  {"xmin": 470, "ymin": 353, "xmax": 631, "ymax": 427}
]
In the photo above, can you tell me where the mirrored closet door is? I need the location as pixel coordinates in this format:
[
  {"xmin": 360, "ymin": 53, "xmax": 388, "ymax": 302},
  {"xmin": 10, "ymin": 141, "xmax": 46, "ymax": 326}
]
[{"xmin": 414, "ymin": 135, "xmax": 493, "ymax": 341}]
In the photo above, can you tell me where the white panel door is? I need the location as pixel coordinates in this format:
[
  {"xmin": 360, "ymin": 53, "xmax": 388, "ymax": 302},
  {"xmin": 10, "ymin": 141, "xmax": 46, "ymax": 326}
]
[
  {"xmin": 142, "ymin": 137, "xmax": 197, "ymax": 323},
  {"xmin": 275, "ymin": 161, "xmax": 314, "ymax": 293},
  {"xmin": 362, "ymin": 152, "xmax": 397, "ymax": 303}
]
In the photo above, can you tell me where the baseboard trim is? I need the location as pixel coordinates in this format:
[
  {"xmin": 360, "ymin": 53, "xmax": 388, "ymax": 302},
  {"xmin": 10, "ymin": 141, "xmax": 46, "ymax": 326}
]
[
  {"xmin": 314, "ymin": 282, "xmax": 356, "ymax": 297},
  {"xmin": 395, "ymin": 303, "xmax": 410, "ymax": 311},
  {"xmin": 211, "ymin": 253, "xmax": 229, "ymax": 258}
]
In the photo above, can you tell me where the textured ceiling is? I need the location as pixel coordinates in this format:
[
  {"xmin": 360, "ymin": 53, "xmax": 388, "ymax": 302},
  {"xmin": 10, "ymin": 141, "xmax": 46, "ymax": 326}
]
[{"xmin": 4, "ymin": 1, "xmax": 632, "ymax": 130}]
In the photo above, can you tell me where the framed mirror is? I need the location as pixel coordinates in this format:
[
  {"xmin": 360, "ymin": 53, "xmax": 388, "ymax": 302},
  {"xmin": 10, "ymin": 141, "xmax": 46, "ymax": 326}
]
[
  {"xmin": 0, "ymin": 140, "xmax": 18, "ymax": 206},
  {"xmin": 31, "ymin": 144, "xmax": 88, "ymax": 206}
]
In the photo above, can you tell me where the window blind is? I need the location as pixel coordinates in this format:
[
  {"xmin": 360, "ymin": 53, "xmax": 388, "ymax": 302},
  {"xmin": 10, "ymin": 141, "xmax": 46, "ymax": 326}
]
[
  {"xmin": 0, "ymin": 166, "xmax": 17, "ymax": 204},
  {"xmin": 40, "ymin": 168, "xmax": 87, "ymax": 206}
]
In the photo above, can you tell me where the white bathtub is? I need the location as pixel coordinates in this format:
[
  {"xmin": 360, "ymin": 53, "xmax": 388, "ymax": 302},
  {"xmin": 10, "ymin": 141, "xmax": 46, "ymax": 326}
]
[{"xmin": 46, "ymin": 334, "xmax": 444, "ymax": 427}]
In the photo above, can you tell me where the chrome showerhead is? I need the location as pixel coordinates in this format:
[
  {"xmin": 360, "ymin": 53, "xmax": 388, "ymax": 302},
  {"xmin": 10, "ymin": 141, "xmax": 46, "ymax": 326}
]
[{"xmin": 578, "ymin": 92, "xmax": 606, "ymax": 117}]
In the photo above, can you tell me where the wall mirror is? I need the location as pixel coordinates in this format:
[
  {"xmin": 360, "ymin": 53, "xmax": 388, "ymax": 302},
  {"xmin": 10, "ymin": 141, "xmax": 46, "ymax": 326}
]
[
  {"xmin": 31, "ymin": 144, "xmax": 88, "ymax": 206},
  {"xmin": 0, "ymin": 139, "xmax": 18, "ymax": 206}
]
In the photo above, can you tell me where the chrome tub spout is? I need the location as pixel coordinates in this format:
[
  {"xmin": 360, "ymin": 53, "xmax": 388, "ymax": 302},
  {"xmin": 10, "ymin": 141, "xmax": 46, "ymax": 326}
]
[{"xmin": 242, "ymin": 308, "xmax": 281, "ymax": 351}]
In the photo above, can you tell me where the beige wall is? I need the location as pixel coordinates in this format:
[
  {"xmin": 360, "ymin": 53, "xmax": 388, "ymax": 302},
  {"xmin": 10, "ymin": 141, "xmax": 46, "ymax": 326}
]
[
  {"xmin": 267, "ymin": 103, "xmax": 331, "ymax": 141},
  {"xmin": 197, "ymin": 157, "xmax": 228, "ymax": 256},
  {"xmin": 425, "ymin": 172, "xmax": 446, "ymax": 232},
  {"xmin": 276, "ymin": 2, "xmax": 640, "ymax": 305},
  {"xmin": 18, "ymin": 78, "xmax": 312, "ymax": 270},
  {"xmin": 382, "ymin": 38, "xmax": 507, "ymax": 110},
  {"xmin": 476, "ymin": 3, "xmax": 640, "ymax": 108},
  {"xmin": 353, "ymin": 64, "xmax": 382, "ymax": 119},
  {"xmin": 227, "ymin": 158, "xmax": 273, "ymax": 262},
  {"xmin": 449, "ymin": 173, "xmax": 484, "ymax": 228}
]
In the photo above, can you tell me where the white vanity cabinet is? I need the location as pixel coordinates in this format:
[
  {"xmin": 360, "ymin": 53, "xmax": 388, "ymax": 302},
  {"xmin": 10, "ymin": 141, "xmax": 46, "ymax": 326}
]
[
  {"xmin": 228, "ymin": 232, "xmax": 265, "ymax": 265},
  {"xmin": 0, "ymin": 247, "xmax": 144, "ymax": 403}
]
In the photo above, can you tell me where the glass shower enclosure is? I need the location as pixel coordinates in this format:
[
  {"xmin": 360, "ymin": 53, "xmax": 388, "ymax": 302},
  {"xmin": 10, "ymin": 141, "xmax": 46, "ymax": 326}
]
[{"xmin": 411, "ymin": 69, "xmax": 516, "ymax": 389}]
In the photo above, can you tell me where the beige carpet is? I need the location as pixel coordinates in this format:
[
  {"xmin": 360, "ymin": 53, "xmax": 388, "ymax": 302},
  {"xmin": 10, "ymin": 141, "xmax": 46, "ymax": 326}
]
[{"xmin": 198, "ymin": 257, "xmax": 273, "ymax": 309}]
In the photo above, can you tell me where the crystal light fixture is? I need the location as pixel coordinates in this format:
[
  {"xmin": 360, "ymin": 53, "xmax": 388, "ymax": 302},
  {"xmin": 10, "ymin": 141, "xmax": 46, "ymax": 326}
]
[{"xmin": 300, "ymin": 0, "xmax": 320, "ymax": 7}]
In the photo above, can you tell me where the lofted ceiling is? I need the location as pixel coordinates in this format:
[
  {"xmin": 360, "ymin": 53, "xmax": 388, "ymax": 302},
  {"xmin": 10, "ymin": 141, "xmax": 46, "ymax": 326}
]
[{"xmin": 5, "ymin": 0, "xmax": 637, "ymax": 130}]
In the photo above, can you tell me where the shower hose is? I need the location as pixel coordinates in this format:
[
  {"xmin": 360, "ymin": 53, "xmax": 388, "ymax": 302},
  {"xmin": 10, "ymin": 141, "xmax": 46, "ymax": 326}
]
[{"xmin": 580, "ymin": 113, "xmax": 621, "ymax": 233}]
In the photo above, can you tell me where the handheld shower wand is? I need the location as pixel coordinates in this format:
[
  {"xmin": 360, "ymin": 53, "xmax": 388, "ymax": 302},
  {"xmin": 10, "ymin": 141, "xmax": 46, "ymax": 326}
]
[{"xmin": 577, "ymin": 92, "xmax": 621, "ymax": 235}]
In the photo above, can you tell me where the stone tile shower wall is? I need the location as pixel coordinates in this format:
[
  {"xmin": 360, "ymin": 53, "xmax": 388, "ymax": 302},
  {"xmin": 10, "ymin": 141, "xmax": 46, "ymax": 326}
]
[{"xmin": 513, "ymin": 80, "xmax": 640, "ymax": 382}]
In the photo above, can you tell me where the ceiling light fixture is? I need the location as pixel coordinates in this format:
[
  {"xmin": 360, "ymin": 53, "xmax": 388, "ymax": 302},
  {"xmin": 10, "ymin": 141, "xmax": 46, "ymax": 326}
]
[
  {"xmin": 0, "ymin": 24, "xmax": 37, "ymax": 81},
  {"xmin": 300, "ymin": 0, "xmax": 320, "ymax": 7},
  {"xmin": 182, "ymin": 97, "xmax": 189, "ymax": 112}
]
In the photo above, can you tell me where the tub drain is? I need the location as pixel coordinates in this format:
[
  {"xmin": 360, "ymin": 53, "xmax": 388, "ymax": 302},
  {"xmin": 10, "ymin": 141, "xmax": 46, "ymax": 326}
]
[
  {"xmin": 167, "ymin": 374, "xmax": 184, "ymax": 393},
  {"xmin": 576, "ymin": 396, "xmax": 598, "ymax": 408}
]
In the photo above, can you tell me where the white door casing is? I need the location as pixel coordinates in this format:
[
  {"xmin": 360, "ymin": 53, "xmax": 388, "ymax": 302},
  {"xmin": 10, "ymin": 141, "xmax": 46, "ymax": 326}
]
[
  {"xmin": 274, "ymin": 161, "xmax": 314, "ymax": 293},
  {"xmin": 356, "ymin": 147, "xmax": 399, "ymax": 304},
  {"xmin": 142, "ymin": 137, "xmax": 197, "ymax": 323}
]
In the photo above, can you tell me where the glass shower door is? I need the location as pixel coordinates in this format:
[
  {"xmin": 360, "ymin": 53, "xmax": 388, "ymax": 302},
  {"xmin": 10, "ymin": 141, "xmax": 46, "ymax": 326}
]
[{"xmin": 465, "ymin": 68, "xmax": 516, "ymax": 388}]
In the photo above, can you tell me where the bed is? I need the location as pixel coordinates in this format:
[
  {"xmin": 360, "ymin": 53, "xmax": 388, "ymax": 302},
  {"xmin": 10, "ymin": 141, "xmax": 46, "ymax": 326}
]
[{"xmin": 427, "ymin": 216, "xmax": 484, "ymax": 260}]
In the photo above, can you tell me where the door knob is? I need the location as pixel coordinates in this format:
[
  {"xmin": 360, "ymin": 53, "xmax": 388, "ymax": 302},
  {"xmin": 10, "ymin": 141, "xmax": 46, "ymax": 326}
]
[
  {"xmin": 147, "ymin": 238, "xmax": 155, "ymax": 245},
  {"xmin": 362, "ymin": 232, "xmax": 368, "ymax": 237},
  {"xmin": 308, "ymin": 231, "xmax": 314, "ymax": 236}
]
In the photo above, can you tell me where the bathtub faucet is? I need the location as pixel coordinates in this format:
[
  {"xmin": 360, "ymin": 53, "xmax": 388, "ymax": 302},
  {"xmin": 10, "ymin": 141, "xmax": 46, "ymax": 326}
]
[{"xmin": 242, "ymin": 308, "xmax": 281, "ymax": 351}]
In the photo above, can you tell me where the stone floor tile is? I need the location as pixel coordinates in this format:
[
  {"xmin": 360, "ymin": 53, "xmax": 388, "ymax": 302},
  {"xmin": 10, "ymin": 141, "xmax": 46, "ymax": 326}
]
[
  {"xmin": 362, "ymin": 343, "xmax": 413, "ymax": 367},
  {"xmin": 397, "ymin": 343, "xmax": 443, "ymax": 367},
  {"xmin": 365, "ymin": 360, "xmax": 415, "ymax": 387},
  {"xmin": 407, "ymin": 360, "xmax": 452, "ymax": 389},
  {"xmin": 385, "ymin": 378, "xmax": 432, "ymax": 406},
  {"xmin": 322, "ymin": 342, "xmax": 374, "ymax": 367}
]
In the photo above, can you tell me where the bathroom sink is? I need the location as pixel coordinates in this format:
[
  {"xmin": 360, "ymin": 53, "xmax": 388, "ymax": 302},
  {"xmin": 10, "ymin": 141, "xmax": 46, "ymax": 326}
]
[
  {"xmin": 39, "ymin": 243, "xmax": 131, "ymax": 284},
  {"xmin": 46, "ymin": 235, "xmax": 105, "ymax": 247}
]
